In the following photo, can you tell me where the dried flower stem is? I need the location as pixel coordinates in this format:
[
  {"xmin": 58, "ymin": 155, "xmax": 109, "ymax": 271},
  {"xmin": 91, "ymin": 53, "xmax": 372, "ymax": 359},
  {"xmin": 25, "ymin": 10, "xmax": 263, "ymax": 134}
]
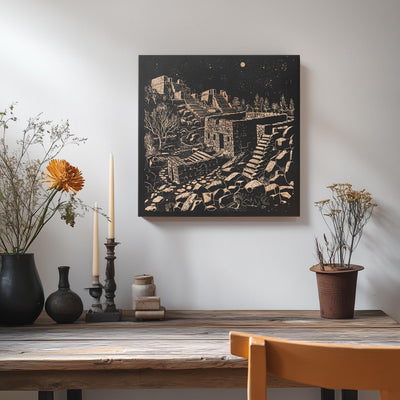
[
  {"xmin": 0, "ymin": 104, "xmax": 86, "ymax": 254},
  {"xmin": 314, "ymin": 183, "xmax": 377, "ymax": 268}
]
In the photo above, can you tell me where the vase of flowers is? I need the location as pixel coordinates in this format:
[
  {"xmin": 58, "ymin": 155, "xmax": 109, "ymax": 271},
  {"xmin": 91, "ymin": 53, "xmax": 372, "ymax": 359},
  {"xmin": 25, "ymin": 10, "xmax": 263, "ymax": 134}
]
[
  {"xmin": 0, "ymin": 105, "xmax": 85, "ymax": 325},
  {"xmin": 312, "ymin": 183, "xmax": 377, "ymax": 319}
]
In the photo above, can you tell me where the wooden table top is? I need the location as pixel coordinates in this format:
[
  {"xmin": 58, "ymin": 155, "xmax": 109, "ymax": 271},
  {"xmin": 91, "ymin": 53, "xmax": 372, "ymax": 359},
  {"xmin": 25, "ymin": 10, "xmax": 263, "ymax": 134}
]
[{"xmin": 0, "ymin": 310, "xmax": 399, "ymax": 391}]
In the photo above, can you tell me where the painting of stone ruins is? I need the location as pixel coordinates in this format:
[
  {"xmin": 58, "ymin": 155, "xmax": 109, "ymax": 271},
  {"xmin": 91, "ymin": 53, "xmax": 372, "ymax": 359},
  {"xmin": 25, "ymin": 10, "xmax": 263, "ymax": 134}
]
[{"xmin": 138, "ymin": 55, "xmax": 300, "ymax": 216}]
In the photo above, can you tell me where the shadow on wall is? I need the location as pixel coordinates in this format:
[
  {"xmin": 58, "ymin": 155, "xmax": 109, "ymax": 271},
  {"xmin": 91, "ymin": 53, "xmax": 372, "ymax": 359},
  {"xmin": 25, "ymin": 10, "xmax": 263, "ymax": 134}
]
[
  {"xmin": 299, "ymin": 64, "xmax": 310, "ymax": 227},
  {"xmin": 138, "ymin": 64, "xmax": 314, "ymax": 309},
  {"xmin": 364, "ymin": 204, "xmax": 400, "ymax": 322},
  {"xmin": 135, "ymin": 222, "xmax": 194, "ymax": 308}
]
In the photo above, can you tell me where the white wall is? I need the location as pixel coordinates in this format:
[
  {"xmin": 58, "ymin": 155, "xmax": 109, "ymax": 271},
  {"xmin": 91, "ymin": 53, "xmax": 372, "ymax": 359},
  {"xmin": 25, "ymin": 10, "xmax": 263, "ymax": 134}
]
[{"xmin": 1, "ymin": 0, "xmax": 399, "ymax": 399}]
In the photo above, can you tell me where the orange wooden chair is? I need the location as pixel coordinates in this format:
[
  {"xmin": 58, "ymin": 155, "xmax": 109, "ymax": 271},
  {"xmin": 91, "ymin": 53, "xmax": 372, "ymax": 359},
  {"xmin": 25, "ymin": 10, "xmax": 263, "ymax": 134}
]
[{"xmin": 230, "ymin": 331, "xmax": 400, "ymax": 400}]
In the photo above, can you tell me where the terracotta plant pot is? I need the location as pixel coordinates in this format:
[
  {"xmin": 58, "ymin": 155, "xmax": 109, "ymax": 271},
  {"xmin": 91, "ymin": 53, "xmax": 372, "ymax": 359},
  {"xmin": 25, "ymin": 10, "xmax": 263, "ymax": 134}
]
[{"xmin": 310, "ymin": 264, "xmax": 364, "ymax": 319}]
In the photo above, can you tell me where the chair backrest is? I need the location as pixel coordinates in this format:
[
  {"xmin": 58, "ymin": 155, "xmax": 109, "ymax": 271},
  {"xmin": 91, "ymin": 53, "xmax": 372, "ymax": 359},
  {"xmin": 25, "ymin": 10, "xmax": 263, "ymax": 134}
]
[{"xmin": 230, "ymin": 331, "xmax": 400, "ymax": 400}]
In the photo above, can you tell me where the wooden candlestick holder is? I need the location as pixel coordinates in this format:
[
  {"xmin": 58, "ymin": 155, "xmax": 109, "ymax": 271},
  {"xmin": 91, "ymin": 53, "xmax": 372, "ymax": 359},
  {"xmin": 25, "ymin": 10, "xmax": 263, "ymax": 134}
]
[{"xmin": 85, "ymin": 238, "xmax": 121, "ymax": 322}]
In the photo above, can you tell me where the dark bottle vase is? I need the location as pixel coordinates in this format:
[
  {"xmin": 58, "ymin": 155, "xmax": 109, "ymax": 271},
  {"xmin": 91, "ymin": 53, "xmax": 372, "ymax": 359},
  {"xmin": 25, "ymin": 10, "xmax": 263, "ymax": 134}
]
[
  {"xmin": 45, "ymin": 266, "xmax": 83, "ymax": 324},
  {"xmin": 0, "ymin": 253, "xmax": 44, "ymax": 325}
]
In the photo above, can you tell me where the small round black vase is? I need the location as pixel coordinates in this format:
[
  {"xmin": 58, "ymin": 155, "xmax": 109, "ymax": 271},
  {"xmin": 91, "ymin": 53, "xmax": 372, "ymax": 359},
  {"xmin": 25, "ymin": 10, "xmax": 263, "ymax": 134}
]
[
  {"xmin": 45, "ymin": 266, "xmax": 83, "ymax": 324},
  {"xmin": 0, "ymin": 253, "xmax": 44, "ymax": 325}
]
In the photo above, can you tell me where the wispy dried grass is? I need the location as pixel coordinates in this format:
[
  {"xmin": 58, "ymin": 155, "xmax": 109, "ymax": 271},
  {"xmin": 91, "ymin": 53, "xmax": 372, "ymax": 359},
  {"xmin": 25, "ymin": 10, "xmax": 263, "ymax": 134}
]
[
  {"xmin": 0, "ymin": 104, "xmax": 87, "ymax": 254},
  {"xmin": 314, "ymin": 183, "xmax": 377, "ymax": 270}
]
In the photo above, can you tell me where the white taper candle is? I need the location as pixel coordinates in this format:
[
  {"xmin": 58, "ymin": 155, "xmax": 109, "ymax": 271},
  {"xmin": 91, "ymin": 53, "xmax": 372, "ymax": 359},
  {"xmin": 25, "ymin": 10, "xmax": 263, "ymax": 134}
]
[
  {"xmin": 92, "ymin": 202, "xmax": 99, "ymax": 284},
  {"xmin": 108, "ymin": 154, "xmax": 115, "ymax": 239}
]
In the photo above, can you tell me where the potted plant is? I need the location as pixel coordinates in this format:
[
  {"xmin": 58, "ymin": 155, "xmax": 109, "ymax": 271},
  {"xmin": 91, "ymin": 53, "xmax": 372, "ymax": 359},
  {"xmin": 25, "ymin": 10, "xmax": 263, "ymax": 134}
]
[
  {"xmin": 0, "ymin": 104, "xmax": 86, "ymax": 325},
  {"xmin": 311, "ymin": 183, "xmax": 377, "ymax": 319}
]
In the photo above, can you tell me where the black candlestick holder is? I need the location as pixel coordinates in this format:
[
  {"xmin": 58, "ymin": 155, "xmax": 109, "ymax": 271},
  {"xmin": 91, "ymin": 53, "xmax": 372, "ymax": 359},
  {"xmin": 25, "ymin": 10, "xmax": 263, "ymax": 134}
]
[
  {"xmin": 85, "ymin": 283, "xmax": 103, "ymax": 313},
  {"xmin": 85, "ymin": 238, "xmax": 122, "ymax": 323}
]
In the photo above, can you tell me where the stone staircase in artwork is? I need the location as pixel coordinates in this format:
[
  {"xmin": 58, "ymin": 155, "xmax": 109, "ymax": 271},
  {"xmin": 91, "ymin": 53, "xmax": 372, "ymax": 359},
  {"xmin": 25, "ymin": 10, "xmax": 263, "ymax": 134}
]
[
  {"xmin": 213, "ymin": 93, "xmax": 233, "ymax": 113},
  {"xmin": 175, "ymin": 93, "xmax": 234, "ymax": 124},
  {"xmin": 242, "ymin": 133, "xmax": 274, "ymax": 179},
  {"xmin": 184, "ymin": 97, "xmax": 209, "ymax": 123}
]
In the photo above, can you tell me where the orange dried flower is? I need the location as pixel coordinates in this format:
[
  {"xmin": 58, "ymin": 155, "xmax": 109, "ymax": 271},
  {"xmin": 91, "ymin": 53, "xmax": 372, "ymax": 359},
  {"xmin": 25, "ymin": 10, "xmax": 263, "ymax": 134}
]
[{"xmin": 43, "ymin": 159, "xmax": 84, "ymax": 194}]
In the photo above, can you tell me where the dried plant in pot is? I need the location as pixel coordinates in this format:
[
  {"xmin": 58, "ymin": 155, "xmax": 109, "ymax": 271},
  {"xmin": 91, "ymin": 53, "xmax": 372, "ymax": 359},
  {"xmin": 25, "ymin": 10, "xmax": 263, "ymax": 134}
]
[
  {"xmin": 311, "ymin": 183, "xmax": 377, "ymax": 319},
  {"xmin": 0, "ymin": 105, "xmax": 86, "ymax": 325}
]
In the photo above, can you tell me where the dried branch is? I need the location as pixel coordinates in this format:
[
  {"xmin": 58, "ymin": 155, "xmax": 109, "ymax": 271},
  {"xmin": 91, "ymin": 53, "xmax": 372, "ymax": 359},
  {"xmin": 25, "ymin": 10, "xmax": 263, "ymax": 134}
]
[
  {"xmin": 0, "ymin": 104, "xmax": 86, "ymax": 254},
  {"xmin": 314, "ymin": 183, "xmax": 377, "ymax": 268}
]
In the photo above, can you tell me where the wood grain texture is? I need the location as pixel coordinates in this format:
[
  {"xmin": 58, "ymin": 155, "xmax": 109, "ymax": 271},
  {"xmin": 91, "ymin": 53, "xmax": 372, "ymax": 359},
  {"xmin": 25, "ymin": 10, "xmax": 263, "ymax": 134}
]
[
  {"xmin": 0, "ymin": 310, "xmax": 398, "ymax": 390},
  {"xmin": 33, "ymin": 309, "xmax": 396, "ymax": 328}
]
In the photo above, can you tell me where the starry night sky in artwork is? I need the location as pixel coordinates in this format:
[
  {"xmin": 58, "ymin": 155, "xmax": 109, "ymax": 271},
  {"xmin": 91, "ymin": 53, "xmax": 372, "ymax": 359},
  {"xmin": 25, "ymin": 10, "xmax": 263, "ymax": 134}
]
[{"xmin": 139, "ymin": 55, "xmax": 299, "ymax": 103}]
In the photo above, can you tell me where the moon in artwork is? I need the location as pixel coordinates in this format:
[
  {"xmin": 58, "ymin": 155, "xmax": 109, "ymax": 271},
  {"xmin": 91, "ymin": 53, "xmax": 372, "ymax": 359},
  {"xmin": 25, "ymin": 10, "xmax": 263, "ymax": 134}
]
[{"xmin": 240, "ymin": 61, "xmax": 246, "ymax": 68}]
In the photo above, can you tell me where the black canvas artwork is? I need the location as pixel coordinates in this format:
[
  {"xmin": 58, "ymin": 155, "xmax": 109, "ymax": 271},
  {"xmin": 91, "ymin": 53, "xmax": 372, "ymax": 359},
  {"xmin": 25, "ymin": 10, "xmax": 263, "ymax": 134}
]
[{"xmin": 139, "ymin": 55, "xmax": 300, "ymax": 217}]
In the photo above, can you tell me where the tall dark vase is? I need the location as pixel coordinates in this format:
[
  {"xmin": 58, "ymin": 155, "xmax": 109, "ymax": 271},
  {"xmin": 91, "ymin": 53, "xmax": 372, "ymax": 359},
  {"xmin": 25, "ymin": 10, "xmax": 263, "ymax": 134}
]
[
  {"xmin": 0, "ymin": 253, "xmax": 44, "ymax": 325},
  {"xmin": 45, "ymin": 266, "xmax": 83, "ymax": 324}
]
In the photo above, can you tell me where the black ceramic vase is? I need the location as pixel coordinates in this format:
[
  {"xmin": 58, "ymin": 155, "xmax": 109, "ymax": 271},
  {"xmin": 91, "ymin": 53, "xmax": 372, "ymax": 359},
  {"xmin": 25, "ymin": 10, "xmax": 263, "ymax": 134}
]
[
  {"xmin": 0, "ymin": 253, "xmax": 44, "ymax": 325},
  {"xmin": 45, "ymin": 266, "xmax": 83, "ymax": 324}
]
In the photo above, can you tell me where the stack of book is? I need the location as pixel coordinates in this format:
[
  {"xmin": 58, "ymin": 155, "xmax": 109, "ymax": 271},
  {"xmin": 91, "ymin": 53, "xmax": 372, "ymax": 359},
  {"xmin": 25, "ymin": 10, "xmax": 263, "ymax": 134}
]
[{"xmin": 134, "ymin": 296, "xmax": 165, "ymax": 320}]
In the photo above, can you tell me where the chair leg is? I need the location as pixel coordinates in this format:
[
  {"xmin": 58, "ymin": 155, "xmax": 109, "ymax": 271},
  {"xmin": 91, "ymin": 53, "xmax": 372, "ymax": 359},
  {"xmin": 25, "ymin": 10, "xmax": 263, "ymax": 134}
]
[
  {"xmin": 321, "ymin": 388, "xmax": 335, "ymax": 400},
  {"xmin": 67, "ymin": 389, "xmax": 83, "ymax": 400},
  {"xmin": 38, "ymin": 392, "xmax": 54, "ymax": 400},
  {"xmin": 321, "ymin": 389, "xmax": 335, "ymax": 400},
  {"xmin": 342, "ymin": 390, "xmax": 358, "ymax": 400}
]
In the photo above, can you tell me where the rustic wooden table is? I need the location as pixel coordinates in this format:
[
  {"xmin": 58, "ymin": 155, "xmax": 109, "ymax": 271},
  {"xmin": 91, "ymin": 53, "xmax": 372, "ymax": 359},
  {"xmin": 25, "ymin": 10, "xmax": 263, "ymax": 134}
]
[{"xmin": 0, "ymin": 310, "xmax": 399, "ymax": 400}]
